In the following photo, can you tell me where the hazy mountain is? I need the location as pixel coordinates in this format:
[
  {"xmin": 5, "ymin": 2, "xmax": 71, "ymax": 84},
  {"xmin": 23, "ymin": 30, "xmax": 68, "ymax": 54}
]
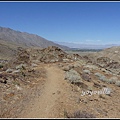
[
  {"xmin": 0, "ymin": 26, "xmax": 70, "ymax": 60},
  {"xmin": 0, "ymin": 26, "xmax": 69, "ymax": 50},
  {"xmin": 54, "ymin": 41, "xmax": 120, "ymax": 49}
]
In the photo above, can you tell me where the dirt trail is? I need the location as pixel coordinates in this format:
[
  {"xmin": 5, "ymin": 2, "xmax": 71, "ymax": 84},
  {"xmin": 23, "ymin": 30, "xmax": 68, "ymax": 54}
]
[{"xmin": 19, "ymin": 64, "xmax": 67, "ymax": 118}]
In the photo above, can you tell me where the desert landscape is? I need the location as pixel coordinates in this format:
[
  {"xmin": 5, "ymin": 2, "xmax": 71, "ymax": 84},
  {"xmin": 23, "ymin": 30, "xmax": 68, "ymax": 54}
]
[{"xmin": 0, "ymin": 27, "xmax": 120, "ymax": 118}]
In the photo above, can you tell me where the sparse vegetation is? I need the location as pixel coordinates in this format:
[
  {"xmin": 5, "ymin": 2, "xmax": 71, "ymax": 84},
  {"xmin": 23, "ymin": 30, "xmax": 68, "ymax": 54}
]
[
  {"xmin": 107, "ymin": 79, "xmax": 116, "ymax": 84},
  {"xmin": 115, "ymin": 81, "xmax": 120, "ymax": 87},
  {"xmin": 64, "ymin": 110, "xmax": 96, "ymax": 118}
]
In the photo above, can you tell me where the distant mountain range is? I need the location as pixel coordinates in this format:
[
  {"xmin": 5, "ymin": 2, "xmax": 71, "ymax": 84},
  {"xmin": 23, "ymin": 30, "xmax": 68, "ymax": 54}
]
[
  {"xmin": 54, "ymin": 41, "xmax": 120, "ymax": 49},
  {"xmin": 0, "ymin": 26, "xmax": 70, "ymax": 60},
  {"xmin": 0, "ymin": 26, "xmax": 120, "ymax": 60},
  {"xmin": 0, "ymin": 26, "xmax": 69, "ymax": 50}
]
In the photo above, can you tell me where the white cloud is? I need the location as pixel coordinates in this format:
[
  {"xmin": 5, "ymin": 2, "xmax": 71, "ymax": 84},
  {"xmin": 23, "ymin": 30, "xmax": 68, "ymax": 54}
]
[
  {"xmin": 97, "ymin": 40, "xmax": 101, "ymax": 42},
  {"xmin": 85, "ymin": 39, "xmax": 101, "ymax": 42},
  {"xmin": 85, "ymin": 39, "xmax": 94, "ymax": 42}
]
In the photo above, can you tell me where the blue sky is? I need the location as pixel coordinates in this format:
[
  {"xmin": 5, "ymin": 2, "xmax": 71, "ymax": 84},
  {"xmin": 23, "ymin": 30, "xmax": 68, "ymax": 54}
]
[{"xmin": 0, "ymin": 1, "xmax": 120, "ymax": 45}]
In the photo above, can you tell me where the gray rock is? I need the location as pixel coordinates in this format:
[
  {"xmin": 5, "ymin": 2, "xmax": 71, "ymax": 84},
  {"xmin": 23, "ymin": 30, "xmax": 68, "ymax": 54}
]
[
  {"xmin": 58, "ymin": 63, "xmax": 63, "ymax": 67},
  {"xmin": 15, "ymin": 85, "xmax": 22, "ymax": 90},
  {"xmin": 63, "ymin": 66, "xmax": 71, "ymax": 71},
  {"xmin": 50, "ymin": 59, "xmax": 56, "ymax": 63},
  {"xmin": 94, "ymin": 72, "xmax": 103, "ymax": 77},
  {"xmin": 69, "ymin": 64, "xmax": 74, "ymax": 69},
  {"xmin": 84, "ymin": 65, "xmax": 98, "ymax": 70},
  {"xmin": 100, "ymin": 68, "xmax": 107, "ymax": 73},
  {"xmin": 63, "ymin": 59, "xmax": 70, "ymax": 63},
  {"xmin": 83, "ymin": 70, "xmax": 91, "ymax": 75},
  {"xmin": 6, "ymin": 68, "xmax": 14, "ymax": 73},
  {"xmin": 99, "ymin": 75, "xmax": 107, "ymax": 82},
  {"xmin": 82, "ymin": 73, "xmax": 91, "ymax": 82},
  {"xmin": 12, "ymin": 69, "xmax": 21, "ymax": 74},
  {"xmin": 31, "ymin": 63, "xmax": 38, "ymax": 67},
  {"xmin": 66, "ymin": 54, "xmax": 72, "ymax": 59},
  {"xmin": 0, "ymin": 72, "xmax": 3, "ymax": 74},
  {"xmin": 73, "ymin": 63, "xmax": 80, "ymax": 68},
  {"xmin": 16, "ymin": 64, "xmax": 27, "ymax": 70},
  {"xmin": 115, "ymin": 81, "xmax": 120, "ymax": 87},
  {"xmin": 32, "ymin": 60, "xmax": 40, "ymax": 63},
  {"xmin": 6, "ymin": 77, "xmax": 14, "ymax": 84}
]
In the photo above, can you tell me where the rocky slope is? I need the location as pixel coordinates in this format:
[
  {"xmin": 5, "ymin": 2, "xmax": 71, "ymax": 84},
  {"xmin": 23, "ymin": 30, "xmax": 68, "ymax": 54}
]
[
  {"xmin": 0, "ymin": 27, "xmax": 69, "ymax": 60},
  {"xmin": 0, "ymin": 27, "xmax": 69, "ymax": 49},
  {"xmin": 96, "ymin": 46, "xmax": 120, "ymax": 63},
  {"xmin": 81, "ymin": 46, "xmax": 120, "ymax": 75},
  {"xmin": 0, "ymin": 46, "xmax": 120, "ymax": 118}
]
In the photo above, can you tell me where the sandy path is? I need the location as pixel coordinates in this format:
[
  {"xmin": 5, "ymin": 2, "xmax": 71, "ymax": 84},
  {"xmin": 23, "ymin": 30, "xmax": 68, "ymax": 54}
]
[{"xmin": 19, "ymin": 64, "xmax": 66, "ymax": 118}]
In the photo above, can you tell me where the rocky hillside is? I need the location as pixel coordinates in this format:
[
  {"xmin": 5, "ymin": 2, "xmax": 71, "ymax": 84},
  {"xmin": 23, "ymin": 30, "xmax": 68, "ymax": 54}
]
[
  {"xmin": 0, "ymin": 46, "xmax": 120, "ymax": 118},
  {"xmin": 0, "ymin": 27, "xmax": 69, "ymax": 50},
  {"xmin": 80, "ymin": 46, "xmax": 120, "ymax": 75},
  {"xmin": 0, "ymin": 27, "xmax": 69, "ymax": 60},
  {"xmin": 96, "ymin": 46, "xmax": 120, "ymax": 63},
  {"xmin": 85, "ymin": 46, "xmax": 120, "ymax": 63},
  {"xmin": 0, "ymin": 39, "xmax": 21, "ymax": 60}
]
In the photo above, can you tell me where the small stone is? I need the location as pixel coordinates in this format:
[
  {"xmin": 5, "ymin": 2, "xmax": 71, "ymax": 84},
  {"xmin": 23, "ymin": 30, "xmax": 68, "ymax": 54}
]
[
  {"xmin": 63, "ymin": 66, "xmax": 70, "ymax": 71},
  {"xmin": 16, "ymin": 64, "xmax": 27, "ymax": 70},
  {"xmin": 12, "ymin": 69, "xmax": 21, "ymax": 74},
  {"xmin": 6, "ymin": 68, "xmax": 14, "ymax": 73},
  {"xmin": 31, "ymin": 63, "xmax": 38, "ymax": 67},
  {"xmin": 115, "ymin": 81, "xmax": 120, "ymax": 87},
  {"xmin": 15, "ymin": 85, "xmax": 22, "ymax": 90},
  {"xmin": 83, "ymin": 70, "xmax": 91, "ymax": 74},
  {"xmin": 81, "ymin": 73, "xmax": 91, "ymax": 82}
]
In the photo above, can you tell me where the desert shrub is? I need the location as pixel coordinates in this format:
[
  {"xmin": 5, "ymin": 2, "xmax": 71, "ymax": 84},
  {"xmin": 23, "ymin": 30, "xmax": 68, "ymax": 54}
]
[
  {"xmin": 83, "ymin": 69, "xmax": 91, "ymax": 74},
  {"xmin": 65, "ymin": 69, "xmax": 82, "ymax": 84},
  {"xmin": 115, "ymin": 81, "xmax": 120, "ymax": 87},
  {"xmin": 64, "ymin": 110, "xmax": 96, "ymax": 118},
  {"xmin": 107, "ymin": 79, "xmax": 116, "ymax": 84},
  {"xmin": 99, "ymin": 75, "xmax": 107, "ymax": 82},
  {"xmin": 94, "ymin": 72, "xmax": 102, "ymax": 77},
  {"xmin": 105, "ymin": 79, "xmax": 113, "ymax": 84}
]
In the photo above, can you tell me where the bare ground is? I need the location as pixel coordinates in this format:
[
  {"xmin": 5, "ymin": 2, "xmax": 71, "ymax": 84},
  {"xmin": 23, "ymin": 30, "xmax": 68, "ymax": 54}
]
[
  {"xmin": 1, "ymin": 63, "xmax": 120, "ymax": 118},
  {"xmin": 18, "ymin": 64, "xmax": 69, "ymax": 118}
]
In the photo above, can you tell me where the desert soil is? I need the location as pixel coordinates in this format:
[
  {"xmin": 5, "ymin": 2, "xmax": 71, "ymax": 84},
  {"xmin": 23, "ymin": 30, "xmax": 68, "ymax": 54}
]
[
  {"xmin": 2, "ymin": 63, "xmax": 120, "ymax": 118},
  {"xmin": 18, "ymin": 64, "xmax": 69, "ymax": 118}
]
